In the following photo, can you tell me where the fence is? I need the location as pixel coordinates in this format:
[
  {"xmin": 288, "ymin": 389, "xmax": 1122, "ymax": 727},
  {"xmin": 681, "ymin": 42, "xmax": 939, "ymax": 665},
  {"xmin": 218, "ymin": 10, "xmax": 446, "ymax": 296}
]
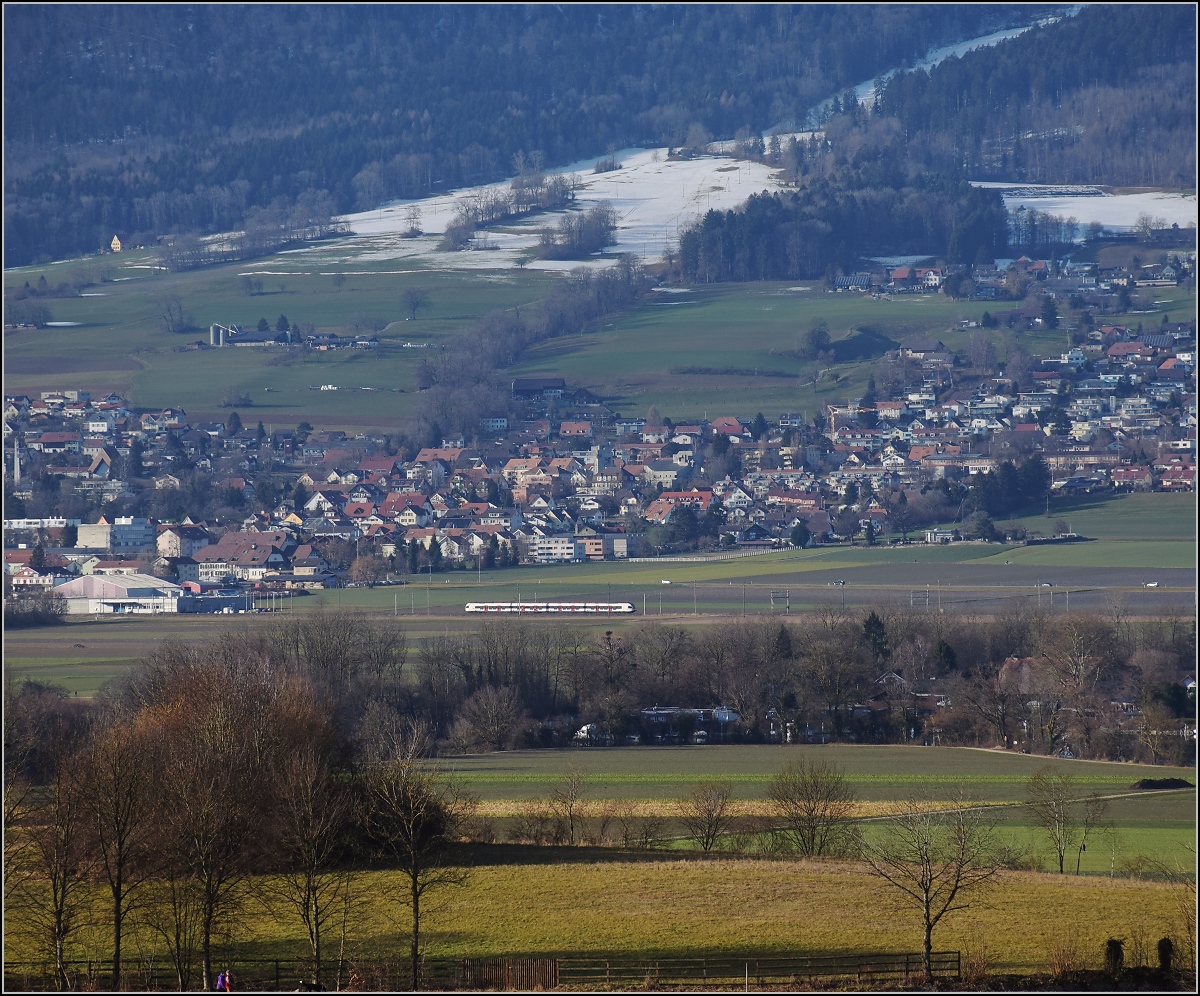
[
  {"xmin": 424, "ymin": 956, "xmax": 559, "ymax": 990},
  {"xmin": 0, "ymin": 957, "xmax": 365, "ymax": 992},
  {"xmin": 628, "ymin": 546, "xmax": 794, "ymax": 563},
  {"xmin": 557, "ymin": 952, "xmax": 961, "ymax": 988},
  {"xmin": 5, "ymin": 951, "xmax": 957, "ymax": 991}
]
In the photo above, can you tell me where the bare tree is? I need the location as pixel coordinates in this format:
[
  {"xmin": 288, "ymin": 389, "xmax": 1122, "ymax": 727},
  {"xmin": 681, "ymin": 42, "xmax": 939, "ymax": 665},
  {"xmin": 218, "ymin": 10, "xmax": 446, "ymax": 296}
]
[
  {"xmin": 679, "ymin": 780, "xmax": 734, "ymax": 852},
  {"xmin": 1039, "ymin": 616, "xmax": 1114, "ymax": 691},
  {"xmin": 258, "ymin": 747, "xmax": 353, "ymax": 988},
  {"xmin": 3, "ymin": 686, "xmax": 39, "ymax": 908},
  {"xmin": 1026, "ymin": 766, "xmax": 1112, "ymax": 875},
  {"xmin": 403, "ymin": 287, "xmax": 431, "ymax": 321},
  {"xmin": 361, "ymin": 757, "xmax": 474, "ymax": 989},
  {"xmin": 548, "ymin": 766, "xmax": 587, "ymax": 846},
  {"xmin": 139, "ymin": 869, "xmax": 204, "ymax": 992},
  {"xmin": 767, "ymin": 758, "xmax": 856, "ymax": 856},
  {"xmin": 1026, "ymin": 768, "xmax": 1075, "ymax": 874},
  {"xmin": 157, "ymin": 295, "xmax": 195, "ymax": 335},
  {"xmin": 861, "ymin": 795, "xmax": 1000, "ymax": 982},
  {"xmin": 24, "ymin": 751, "xmax": 91, "ymax": 989},
  {"xmin": 450, "ymin": 685, "xmax": 526, "ymax": 753},
  {"xmin": 1136, "ymin": 703, "xmax": 1175, "ymax": 765},
  {"xmin": 80, "ymin": 717, "xmax": 154, "ymax": 991}
]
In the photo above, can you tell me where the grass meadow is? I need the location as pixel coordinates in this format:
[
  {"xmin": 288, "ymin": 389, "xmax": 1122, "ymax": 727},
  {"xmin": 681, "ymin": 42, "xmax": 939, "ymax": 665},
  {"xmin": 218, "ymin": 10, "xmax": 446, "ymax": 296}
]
[
  {"xmin": 3, "ymin": 248, "xmax": 555, "ymax": 428},
  {"xmin": 3, "ymin": 743, "xmax": 1193, "ymax": 977},
  {"xmin": 3, "ymin": 862, "xmax": 1190, "ymax": 977},
  {"xmin": 6, "ymin": 241, "xmax": 1195, "ymax": 430}
]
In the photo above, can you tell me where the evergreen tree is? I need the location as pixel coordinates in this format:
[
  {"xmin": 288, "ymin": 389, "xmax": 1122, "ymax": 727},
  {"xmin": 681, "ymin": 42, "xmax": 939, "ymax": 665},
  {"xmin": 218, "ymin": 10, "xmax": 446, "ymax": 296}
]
[
  {"xmin": 790, "ymin": 520, "xmax": 811, "ymax": 549},
  {"xmin": 775, "ymin": 624, "xmax": 793, "ymax": 660},
  {"xmin": 863, "ymin": 611, "xmax": 890, "ymax": 664}
]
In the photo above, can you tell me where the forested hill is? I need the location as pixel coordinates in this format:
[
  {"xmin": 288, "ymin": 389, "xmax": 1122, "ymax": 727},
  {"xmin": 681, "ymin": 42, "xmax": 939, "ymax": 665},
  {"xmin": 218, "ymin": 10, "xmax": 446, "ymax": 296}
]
[
  {"xmin": 3, "ymin": 4, "xmax": 1043, "ymax": 266},
  {"xmin": 873, "ymin": 3, "xmax": 1196, "ymax": 186}
]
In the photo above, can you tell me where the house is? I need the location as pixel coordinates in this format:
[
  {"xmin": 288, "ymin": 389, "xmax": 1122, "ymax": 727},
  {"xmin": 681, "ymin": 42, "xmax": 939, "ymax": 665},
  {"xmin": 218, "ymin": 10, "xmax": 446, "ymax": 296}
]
[
  {"xmin": 110, "ymin": 234, "xmax": 123, "ymax": 252},
  {"xmin": 901, "ymin": 341, "xmax": 946, "ymax": 360},
  {"xmin": 511, "ymin": 376, "xmax": 566, "ymax": 399},
  {"xmin": 157, "ymin": 524, "xmax": 211, "ymax": 559},
  {"xmin": 1110, "ymin": 466, "xmax": 1153, "ymax": 491},
  {"xmin": 558, "ymin": 421, "xmax": 593, "ymax": 439},
  {"xmin": 710, "ymin": 416, "xmax": 745, "ymax": 437}
]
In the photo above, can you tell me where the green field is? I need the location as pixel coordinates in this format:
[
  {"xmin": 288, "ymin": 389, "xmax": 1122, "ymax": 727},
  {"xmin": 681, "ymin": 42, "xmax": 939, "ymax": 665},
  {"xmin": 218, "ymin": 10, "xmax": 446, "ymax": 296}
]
[
  {"xmin": 992, "ymin": 491, "xmax": 1197, "ymax": 543},
  {"xmin": 508, "ymin": 280, "xmax": 1196, "ymax": 421},
  {"xmin": 436, "ymin": 744, "xmax": 1192, "ymax": 800},
  {"xmin": 4, "ymin": 745, "xmax": 1193, "ymax": 976},
  {"xmin": 7, "ymin": 243, "xmax": 1194, "ymax": 429},
  {"xmin": 3, "ymin": 248, "xmax": 555, "ymax": 428}
]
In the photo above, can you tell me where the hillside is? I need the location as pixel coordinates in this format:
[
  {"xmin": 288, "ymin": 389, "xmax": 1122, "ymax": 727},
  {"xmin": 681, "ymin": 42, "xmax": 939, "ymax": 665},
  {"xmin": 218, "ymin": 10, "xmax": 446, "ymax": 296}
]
[
  {"xmin": 3, "ymin": 5, "xmax": 1049, "ymax": 266},
  {"xmin": 873, "ymin": 3, "xmax": 1197, "ymax": 186}
]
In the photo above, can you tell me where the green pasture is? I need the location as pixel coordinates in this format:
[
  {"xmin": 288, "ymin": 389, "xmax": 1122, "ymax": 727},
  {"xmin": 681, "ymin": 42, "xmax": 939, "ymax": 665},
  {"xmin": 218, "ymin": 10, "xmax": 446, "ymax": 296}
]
[
  {"xmin": 513, "ymin": 282, "xmax": 990, "ymax": 422},
  {"xmin": 436, "ymin": 744, "xmax": 1193, "ymax": 802},
  {"xmin": 984, "ymin": 539, "xmax": 1193, "ymax": 569},
  {"xmin": 9, "ymin": 239, "xmax": 1192, "ymax": 431},
  {"xmin": 4, "ymin": 247, "xmax": 554, "ymax": 426},
  {"xmin": 992, "ymin": 491, "xmax": 1196, "ymax": 543}
]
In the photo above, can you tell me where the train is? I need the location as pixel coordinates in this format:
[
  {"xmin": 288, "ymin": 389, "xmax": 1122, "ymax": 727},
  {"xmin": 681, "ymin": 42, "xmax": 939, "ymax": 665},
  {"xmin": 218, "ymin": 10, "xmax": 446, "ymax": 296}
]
[{"xmin": 464, "ymin": 601, "xmax": 637, "ymax": 614}]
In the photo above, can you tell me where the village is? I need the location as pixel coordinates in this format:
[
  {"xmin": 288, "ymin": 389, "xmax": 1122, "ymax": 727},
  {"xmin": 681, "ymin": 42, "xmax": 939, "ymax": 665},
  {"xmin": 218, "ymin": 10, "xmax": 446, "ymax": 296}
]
[{"xmin": 4, "ymin": 253, "xmax": 1195, "ymax": 616}]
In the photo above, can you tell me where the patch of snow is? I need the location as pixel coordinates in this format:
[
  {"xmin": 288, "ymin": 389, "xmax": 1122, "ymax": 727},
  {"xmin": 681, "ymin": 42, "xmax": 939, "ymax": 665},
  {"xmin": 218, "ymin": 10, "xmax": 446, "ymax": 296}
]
[
  {"xmin": 325, "ymin": 146, "xmax": 789, "ymax": 272},
  {"xmin": 998, "ymin": 190, "xmax": 1197, "ymax": 236},
  {"xmin": 79, "ymin": 292, "xmax": 107, "ymax": 297},
  {"xmin": 869, "ymin": 255, "xmax": 936, "ymax": 267},
  {"xmin": 522, "ymin": 258, "xmax": 621, "ymax": 272},
  {"xmin": 651, "ymin": 286, "xmax": 692, "ymax": 293},
  {"xmin": 853, "ymin": 8, "xmax": 1085, "ymax": 111},
  {"xmin": 44, "ymin": 321, "xmax": 82, "ymax": 327}
]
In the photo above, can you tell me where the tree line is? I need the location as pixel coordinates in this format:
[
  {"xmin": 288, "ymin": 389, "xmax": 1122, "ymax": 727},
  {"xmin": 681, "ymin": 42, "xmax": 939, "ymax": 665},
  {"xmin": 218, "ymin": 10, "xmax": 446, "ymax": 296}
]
[
  {"xmin": 676, "ymin": 169, "xmax": 1007, "ymax": 283},
  {"xmin": 5, "ymin": 5, "xmax": 1033, "ymax": 265},
  {"xmin": 412, "ymin": 257, "xmax": 647, "ymax": 442},
  {"xmin": 3, "ymin": 616, "xmax": 464, "ymax": 991},
  {"xmin": 4, "ymin": 602, "xmax": 1194, "ymax": 989},
  {"xmin": 872, "ymin": 4, "xmax": 1196, "ymax": 187}
]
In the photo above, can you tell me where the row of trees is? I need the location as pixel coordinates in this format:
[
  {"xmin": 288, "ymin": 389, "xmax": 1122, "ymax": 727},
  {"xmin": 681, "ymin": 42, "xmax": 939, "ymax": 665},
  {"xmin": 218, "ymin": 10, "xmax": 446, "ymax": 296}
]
[
  {"xmin": 4, "ymin": 626, "xmax": 466, "ymax": 991},
  {"xmin": 412, "ymin": 606, "xmax": 1193, "ymax": 766},
  {"xmin": 413, "ymin": 257, "xmax": 647, "ymax": 442},
  {"xmin": 676, "ymin": 177, "xmax": 1008, "ymax": 283}
]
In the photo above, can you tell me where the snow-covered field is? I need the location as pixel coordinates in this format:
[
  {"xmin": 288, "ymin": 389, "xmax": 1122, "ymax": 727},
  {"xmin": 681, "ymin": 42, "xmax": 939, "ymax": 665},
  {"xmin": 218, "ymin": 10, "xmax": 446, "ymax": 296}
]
[
  {"xmin": 970, "ymin": 183, "xmax": 1198, "ymax": 236},
  {"xmin": 265, "ymin": 147, "xmax": 789, "ymax": 274}
]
